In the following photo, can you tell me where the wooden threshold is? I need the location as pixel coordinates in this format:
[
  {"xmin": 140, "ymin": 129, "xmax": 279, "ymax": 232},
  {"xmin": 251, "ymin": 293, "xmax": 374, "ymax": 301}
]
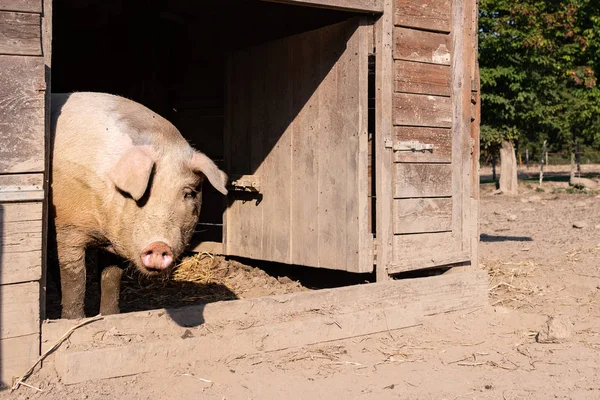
[
  {"xmin": 42, "ymin": 269, "xmax": 487, "ymax": 385},
  {"xmin": 260, "ymin": 0, "xmax": 383, "ymax": 13}
]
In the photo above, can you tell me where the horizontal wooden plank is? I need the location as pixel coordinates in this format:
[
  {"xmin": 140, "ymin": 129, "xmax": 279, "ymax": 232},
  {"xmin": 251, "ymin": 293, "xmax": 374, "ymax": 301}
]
[
  {"xmin": 1, "ymin": 250, "xmax": 42, "ymax": 285},
  {"xmin": 393, "ymin": 127, "xmax": 452, "ymax": 163},
  {"xmin": 393, "ymin": 93, "xmax": 452, "ymax": 127},
  {"xmin": 394, "ymin": 60, "xmax": 451, "ymax": 96},
  {"xmin": 393, "ymin": 27, "xmax": 451, "ymax": 65},
  {"xmin": 46, "ymin": 270, "xmax": 488, "ymax": 385},
  {"xmin": 0, "ymin": 55, "xmax": 45, "ymax": 174},
  {"xmin": 0, "ymin": 281, "xmax": 40, "ymax": 339},
  {"xmin": 393, "ymin": 197, "xmax": 452, "ymax": 234},
  {"xmin": 0, "ymin": 11, "xmax": 41, "ymax": 55},
  {"xmin": 0, "ymin": 333, "xmax": 39, "ymax": 386},
  {"xmin": 0, "ymin": 199, "xmax": 43, "ymax": 284},
  {"xmin": 0, "ymin": 199, "xmax": 42, "ymax": 222},
  {"xmin": 260, "ymin": 0, "xmax": 384, "ymax": 12},
  {"xmin": 0, "ymin": 172, "xmax": 43, "ymax": 188},
  {"xmin": 394, "ymin": 0, "xmax": 451, "ymax": 32},
  {"xmin": 392, "ymin": 232, "xmax": 469, "ymax": 271},
  {"xmin": 394, "ymin": 163, "xmax": 452, "ymax": 197},
  {"xmin": 0, "ymin": 201, "xmax": 43, "ymax": 258},
  {"xmin": 0, "ymin": 0, "xmax": 42, "ymax": 13}
]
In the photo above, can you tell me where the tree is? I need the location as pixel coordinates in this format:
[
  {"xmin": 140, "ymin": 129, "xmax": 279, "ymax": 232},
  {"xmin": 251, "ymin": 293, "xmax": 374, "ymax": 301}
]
[{"xmin": 478, "ymin": 0, "xmax": 600, "ymax": 190}]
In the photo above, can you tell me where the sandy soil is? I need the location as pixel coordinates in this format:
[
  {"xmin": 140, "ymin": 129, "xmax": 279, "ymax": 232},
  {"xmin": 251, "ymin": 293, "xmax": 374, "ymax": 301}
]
[{"xmin": 5, "ymin": 171, "xmax": 600, "ymax": 399}]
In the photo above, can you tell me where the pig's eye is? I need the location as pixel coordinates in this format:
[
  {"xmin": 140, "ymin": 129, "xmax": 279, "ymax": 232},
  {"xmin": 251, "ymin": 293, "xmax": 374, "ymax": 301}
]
[{"xmin": 183, "ymin": 188, "xmax": 197, "ymax": 199}]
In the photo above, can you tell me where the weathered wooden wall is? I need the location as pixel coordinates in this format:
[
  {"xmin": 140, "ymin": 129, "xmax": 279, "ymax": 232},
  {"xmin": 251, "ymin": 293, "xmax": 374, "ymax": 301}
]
[
  {"xmin": 386, "ymin": 0, "xmax": 478, "ymax": 274},
  {"xmin": 0, "ymin": 0, "xmax": 48, "ymax": 386}
]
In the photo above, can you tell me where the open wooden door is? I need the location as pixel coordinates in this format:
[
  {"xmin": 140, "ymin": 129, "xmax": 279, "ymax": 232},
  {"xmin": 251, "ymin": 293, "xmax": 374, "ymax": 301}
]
[
  {"xmin": 382, "ymin": 0, "xmax": 479, "ymax": 275},
  {"xmin": 223, "ymin": 18, "xmax": 373, "ymax": 273}
]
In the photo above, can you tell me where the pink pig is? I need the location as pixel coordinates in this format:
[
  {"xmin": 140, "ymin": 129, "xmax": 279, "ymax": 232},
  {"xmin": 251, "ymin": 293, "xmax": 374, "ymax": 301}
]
[{"xmin": 50, "ymin": 92, "xmax": 228, "ymax": 319}]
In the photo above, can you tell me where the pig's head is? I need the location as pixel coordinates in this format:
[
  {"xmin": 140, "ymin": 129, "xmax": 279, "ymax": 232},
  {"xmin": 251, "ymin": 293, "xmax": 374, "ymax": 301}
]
[{"xmin": 106, "ymin": 143, "xmax": 228, "ymax": 275}]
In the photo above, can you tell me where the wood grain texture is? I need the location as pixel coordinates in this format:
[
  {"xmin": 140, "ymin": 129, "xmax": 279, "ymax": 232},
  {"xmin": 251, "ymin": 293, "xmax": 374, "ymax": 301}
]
[
  {"xmin": 393, "ymin": 27, "xmax": 451, "ymax": 65},
  {"xmin": 259, "ymin": 38, "xmax": 293, "ymax": 263},
  {"xmin": 290, "ymin": 25, "xmax": 321, "ymax": 268},
  {"xmin": 394, "ymin": 60, "xmax": 451, "ymax": 96},
  {"xmin": 0, "ymin": 333, "xmax": 39, "ymax": 386},
  {"xmin": 392, "ymin": 93, "xmax": 452, "ymax": 127},
  {"xmin": 393, "ymin": 198, "xmax": 452, "ymax": 234},
  {"xmin": 374, "ymin": 0, "xmax": 395, "ymax": 281},
  {"xmin": 449, "ymin": 0, "xmax": 474, "ymax": 255},
  {"xmin": 393, "ymin": 163, "xmax": 452, "ymax": 198},
  {"xmin": 0, "ymin": 0, "xmax": 42, "ymax": 13},
  {"xmin": 225, "ymin": 19, "xmax": 371, "ymax": 272},
  {"xmin": 46, "ymin": 270, "xmax": 488, "ymax": 385},
  {"xmin": 393, "ymin": 127, "xmax": 452, "ymax": 163},
  {"xmin": 0, "ymin": 172, "xmax": 44, "ymax": 202},
  {"xmin": 0, "ymin": 201, "xmax": 43, "ymax": 252},
  {"xmin": 391, "ymin": 232, "xmax": 468, "ymax": 269},
  {"xmin": 261, "ymin": 0, "xmax": 384, "ymax": 12},
  {"xmin": 0, "ymin": 201, "xmax": 43, "ymax": 284},
  {"xmin": 0, "ymin": 55, "xmax": 45, "ymax": 173},
  {"xmin": 387, "ymin": 0, "xmax": 480, "ymax": 273},
  {"xmin": 355, "ymin": 19, "xmax": 373, "ymax": 273},
  {"xmin": 0, "ymin": 281, "xmax": 40, "ymax": 339},
  {"xmin": 394, "ymin": 0, "xmax": 451, "ymax": 32},
  {"xmin": 0, "ymin": 11, "xmax": 41, "ymax": 55}
]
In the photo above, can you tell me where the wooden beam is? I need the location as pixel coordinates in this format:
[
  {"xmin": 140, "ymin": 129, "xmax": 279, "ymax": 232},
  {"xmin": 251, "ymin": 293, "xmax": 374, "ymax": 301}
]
[
  {"xmin": 44, "ymin": 270, "xmax": 488, "ymax": 385},
  {"xmin": 374, "ymin": 0, "xmax": 394, "ymax": 281},
  {"xmin": 260, "ymin": 0, "xmax": 383, "ymax": 13}
]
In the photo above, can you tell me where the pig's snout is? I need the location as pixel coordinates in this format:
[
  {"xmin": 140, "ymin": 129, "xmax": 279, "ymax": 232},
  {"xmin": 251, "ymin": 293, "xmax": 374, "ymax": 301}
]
[{"xmin": 140, "ymin": 241, "xmax": 174, "ymax": 272}]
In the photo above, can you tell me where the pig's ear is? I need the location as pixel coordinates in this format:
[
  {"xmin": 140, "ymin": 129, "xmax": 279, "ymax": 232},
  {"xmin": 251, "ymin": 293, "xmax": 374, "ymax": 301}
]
[
  {"xmin": 107, "ymin": 146, "xmax": 156, "ymax": 201},
  {"xmin": 190, "ymin": 151, "xmax": 228, "ymax": 195}
]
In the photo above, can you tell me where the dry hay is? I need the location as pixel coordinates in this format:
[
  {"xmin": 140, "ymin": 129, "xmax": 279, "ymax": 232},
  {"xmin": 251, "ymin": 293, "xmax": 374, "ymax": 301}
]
[
  {"xmin": 120, "ymin": 253, "xmax": 306, "ymax": 313},
  {"xmin": 481, "ymin": 260, "xmax": 542, "ymax": 309}
]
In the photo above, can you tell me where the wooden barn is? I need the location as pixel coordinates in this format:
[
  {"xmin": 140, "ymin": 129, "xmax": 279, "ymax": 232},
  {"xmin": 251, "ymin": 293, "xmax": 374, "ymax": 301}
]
[{"xmin": 0, "ymin": 0, "xmax": 483, "ymax": 387}]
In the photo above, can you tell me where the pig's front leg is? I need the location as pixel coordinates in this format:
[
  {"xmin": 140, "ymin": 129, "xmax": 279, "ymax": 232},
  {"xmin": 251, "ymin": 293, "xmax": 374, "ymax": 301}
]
[
  {"xmin": 57, "ymin": 230, "xmax": 88, "ymax": 319},
  {"xmin": 100, "ymin": 265, "xmax": 123, "ymax": 315}
]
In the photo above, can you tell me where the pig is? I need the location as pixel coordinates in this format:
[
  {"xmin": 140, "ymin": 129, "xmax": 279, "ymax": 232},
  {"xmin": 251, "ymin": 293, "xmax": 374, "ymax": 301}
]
[{"xmin": 49, "ymin": 92, "xmax": 228, "ymax": 319}]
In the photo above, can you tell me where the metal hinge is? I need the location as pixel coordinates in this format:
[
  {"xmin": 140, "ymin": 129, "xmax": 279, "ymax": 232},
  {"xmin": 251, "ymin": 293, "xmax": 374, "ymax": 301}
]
[
  {"xmin": 0, "ymin": 185, "xmax": 44, "ymax": 202},
  {"xmin": 385, "ymin": 140, "xmax": 434, "ymax": 153},
  {"xmin": 227, "ymin": 175, "xmax": 261, "ymax": 193}
]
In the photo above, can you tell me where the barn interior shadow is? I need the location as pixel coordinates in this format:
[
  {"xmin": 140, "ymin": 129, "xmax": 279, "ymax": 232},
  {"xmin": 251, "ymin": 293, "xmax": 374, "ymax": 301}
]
[
  {"xmin": 49, "ymin": 0, "xmax": 371, "ymax": 325},
  {"xmin": 52, "ymin": 0, "xmax": 362, "ymax": 245}
]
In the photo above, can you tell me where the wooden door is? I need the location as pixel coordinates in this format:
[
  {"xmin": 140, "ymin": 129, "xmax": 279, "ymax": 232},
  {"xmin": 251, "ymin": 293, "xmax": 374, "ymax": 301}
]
[
  {"xmin": 383, "ymin": 0, "xmax": 479, "ymax": 274},
  {"xmin": 224, "ymin": 18, "xmax": 373, "ymax": 273},
  {"xmin": 0, "ymin": 0, "xmax": 51, "ymax": 385}
]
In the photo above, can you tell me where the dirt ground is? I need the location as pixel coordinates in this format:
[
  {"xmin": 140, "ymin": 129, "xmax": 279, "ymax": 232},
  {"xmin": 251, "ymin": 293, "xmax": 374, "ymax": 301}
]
[{"xmin": 5, "ymin": 167, "xmax": 600, "ymax": 399}]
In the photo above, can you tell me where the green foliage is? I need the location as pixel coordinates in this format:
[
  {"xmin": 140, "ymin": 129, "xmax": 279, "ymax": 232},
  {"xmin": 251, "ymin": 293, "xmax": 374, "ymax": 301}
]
[{"xmin": 479, "ymin": 0, "xmax": 600, "ymax": 161}]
